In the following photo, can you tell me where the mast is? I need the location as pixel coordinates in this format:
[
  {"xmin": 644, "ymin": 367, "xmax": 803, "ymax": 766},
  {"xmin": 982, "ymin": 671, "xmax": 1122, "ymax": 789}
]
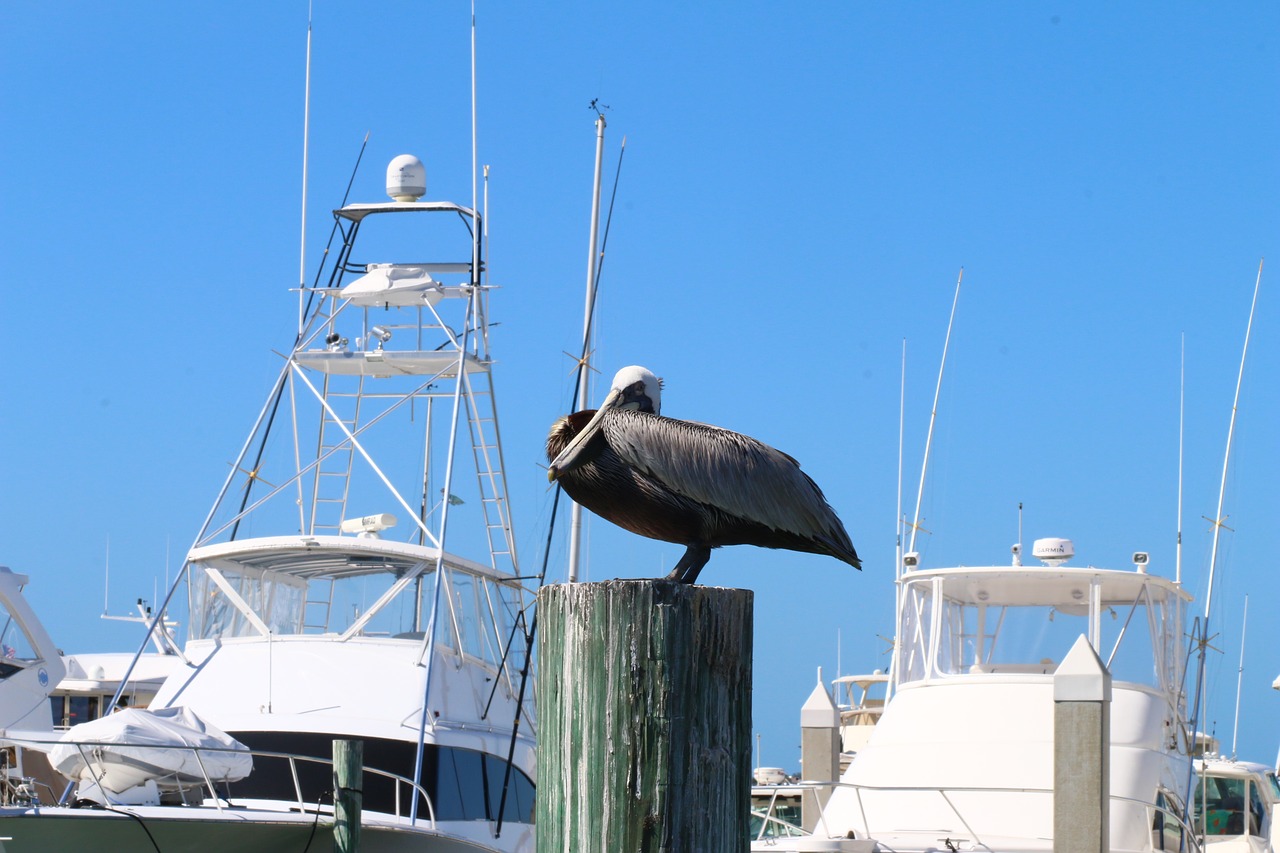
[{"xmin": 567, "ymin": 110, "xmax": 607, "ymax": 583}]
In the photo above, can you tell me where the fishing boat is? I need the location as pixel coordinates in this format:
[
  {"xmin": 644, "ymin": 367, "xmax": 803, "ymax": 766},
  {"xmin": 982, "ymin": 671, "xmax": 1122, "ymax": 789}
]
[
  {"xmin": 752, "ymin": 537, "xmax": 1199, "ymax": 853},
  {"xmin": 0, "ymin": 149, "xmax": 537, "ymax": 851}
]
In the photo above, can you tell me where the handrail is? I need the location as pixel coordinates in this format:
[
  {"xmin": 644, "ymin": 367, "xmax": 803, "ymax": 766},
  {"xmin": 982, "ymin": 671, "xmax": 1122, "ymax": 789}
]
[
  {"xmin": 750, "ymin": 779, "xmax": 1203, "ymax": 852},
  {"xmin": 3, "ymin": 736, "xmax": 439, "ymax": 826}
]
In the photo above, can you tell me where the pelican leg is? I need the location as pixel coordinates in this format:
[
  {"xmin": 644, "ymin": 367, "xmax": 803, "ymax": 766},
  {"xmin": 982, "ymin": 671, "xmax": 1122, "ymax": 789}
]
[{"xmin": 667, "ymin": 545, "xmax": 711, "ymax": 584}]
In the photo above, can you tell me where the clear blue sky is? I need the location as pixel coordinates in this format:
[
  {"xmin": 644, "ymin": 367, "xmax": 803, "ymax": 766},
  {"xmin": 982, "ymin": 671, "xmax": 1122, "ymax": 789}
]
[{"xmin": 2, "ymin": 3, "xmax": 1278, "ymax": 771}]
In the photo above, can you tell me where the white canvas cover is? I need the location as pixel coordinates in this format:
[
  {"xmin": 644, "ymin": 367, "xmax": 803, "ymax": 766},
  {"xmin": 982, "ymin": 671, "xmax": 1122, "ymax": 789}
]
[
  {"xmin": 49, "ymin": 706, "xmax": 252, "ymax": 792},
  {"xmin": 340, "ymin": 263, "xmax": 442, "ymax": 307}
]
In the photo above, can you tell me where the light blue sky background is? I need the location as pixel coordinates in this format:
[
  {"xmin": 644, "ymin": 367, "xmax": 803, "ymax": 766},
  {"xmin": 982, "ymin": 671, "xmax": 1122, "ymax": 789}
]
[{"xmin": 3, "ymin": 3, "xmax": 1278, "ymax": 770}]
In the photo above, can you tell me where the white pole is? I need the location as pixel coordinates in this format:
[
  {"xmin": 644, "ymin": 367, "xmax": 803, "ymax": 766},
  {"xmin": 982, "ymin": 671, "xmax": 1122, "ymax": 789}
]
[
  {"xmin": 908, "ymin": 268, "xmax": 964, "ymax": 555},
  {"xmin": 1231, "ymin": 595, "xmax": 1248, "ymax": 758},
  {"xmin": 1176, "ymin": 333, "xmax": 1185, "ymax": 585},
  {"xmin": 298, "ymin": 4, "xmax": 313, "ymax": 336},
  {"xmin": 567, "ymin": 112, "xmax": 607, "ymax": 583},
  {"xmin": 1204, "ymin": 260, "xmax": 1263, "ymax": 622}
]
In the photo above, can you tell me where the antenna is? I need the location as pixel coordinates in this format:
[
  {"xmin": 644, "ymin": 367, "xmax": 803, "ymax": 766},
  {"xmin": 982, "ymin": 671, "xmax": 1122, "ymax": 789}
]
[
  {"xmin": 908, "ymin": 268, "xmax": 964, "ymax": 556},
  {"xmin": 102, "ymin": 537, "xmax": 110, "ymax": 615},
  {"xmin": 895, "ymin": 339, "xmax": 905, "ymax": 573},
  {"xmin": 1014, "ymin": 502, "xmax": 1023, "ymax": 566},
  {"xmin": 1176, "ymin": 333, "xmax": 1185, "ymax": 585},
  {"xmin": 1231, "ymin": 595, "xmax": 1248, "ymax": 758},
  {"xmin": 298, "ymin": 2, "xmax": 313, "ymax": 336},
  {"xmin": 470, "ymin": 0, "xmax": 479, "ymax": 264},
  {"xmin": 891, "ymin": 339, "xmax": 906, "ymax": 693}
]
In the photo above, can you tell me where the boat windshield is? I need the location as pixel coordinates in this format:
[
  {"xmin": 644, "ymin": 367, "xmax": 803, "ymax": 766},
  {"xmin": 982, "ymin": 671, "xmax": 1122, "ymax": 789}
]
[
  {"xmin": 896, "ymin": 568, "xmax": 1182, "ymax": 691},
  {"xmin": 187, "ymin": 545, "xmax": 526, "ymax": 671},
  {"xmin": 1194, "ymin": 773, "xmax": 1267, "ymax": 837}
]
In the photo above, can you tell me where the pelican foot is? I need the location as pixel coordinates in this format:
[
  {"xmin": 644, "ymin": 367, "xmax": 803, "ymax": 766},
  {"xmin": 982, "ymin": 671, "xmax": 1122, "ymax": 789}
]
[{"xmin": 666, "ymin": 545, "xmax": 712, "ymax": 584}]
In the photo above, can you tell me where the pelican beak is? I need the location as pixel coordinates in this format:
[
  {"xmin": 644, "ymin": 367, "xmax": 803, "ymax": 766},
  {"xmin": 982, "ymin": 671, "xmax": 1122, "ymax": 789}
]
[{"xmin": 547, "ymin": 387, "xmax": 625, "ymax": 481}]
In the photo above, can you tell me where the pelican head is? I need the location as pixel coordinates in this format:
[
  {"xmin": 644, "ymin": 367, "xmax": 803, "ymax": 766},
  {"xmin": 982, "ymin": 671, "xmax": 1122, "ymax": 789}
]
[{"xmin": 548, "ymin": 365, "xmax": 661, "ymax": 481}]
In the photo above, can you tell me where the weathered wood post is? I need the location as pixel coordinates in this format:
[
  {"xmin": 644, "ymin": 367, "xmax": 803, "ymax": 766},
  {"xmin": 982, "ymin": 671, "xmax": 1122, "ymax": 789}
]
[
  {"xmin": 537, "ymin": 579, "xmax": 753, "ymax": 852},
  {"xmin": 1053, "ymin": 634, "xmax": 1111, "ymax": 853},
  {"xmin": 334, "ymin": 738, "xmax": 363, "ymax": 853},
  {"xmin": 799, "ymin": 672, "xmax": 841, "ymax": 832}
]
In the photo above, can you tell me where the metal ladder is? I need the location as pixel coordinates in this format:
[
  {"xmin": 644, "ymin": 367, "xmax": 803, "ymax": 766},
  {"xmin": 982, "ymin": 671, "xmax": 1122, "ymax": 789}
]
[
  {"xmin": 464, "ymin": 368, "xmax": 518, "ymax": 577},
  {"xmin": 309, "ymin": 377, "xmax": 364, "ymax": 536}
]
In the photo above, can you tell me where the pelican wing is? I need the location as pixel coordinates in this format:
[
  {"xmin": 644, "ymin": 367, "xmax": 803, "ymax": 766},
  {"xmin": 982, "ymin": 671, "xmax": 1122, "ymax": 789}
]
[{"xmin": 604, "ymin": 410, "xmax": 845, "ymax": 541}]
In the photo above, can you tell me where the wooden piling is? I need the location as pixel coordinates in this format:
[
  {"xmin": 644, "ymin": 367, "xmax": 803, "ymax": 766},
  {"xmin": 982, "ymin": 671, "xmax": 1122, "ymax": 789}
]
[
  {"xmin": 536, "ymin": 579, "xmax": 753, "ymax": 853},
  {"xmin": 334, "ymin": 738, "xmax": 363, "ymax": 853}
]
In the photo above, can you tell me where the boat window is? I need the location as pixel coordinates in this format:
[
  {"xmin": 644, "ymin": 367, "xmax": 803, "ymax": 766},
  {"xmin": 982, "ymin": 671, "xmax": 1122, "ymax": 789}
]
[
  {"xmin": 896, "ymin": 575, "xmax": 1170, "ymax": 688},
  {"xmin": 442, "ymin": 569, "xmax": 485, "ymax": 663},
  {"xmin": 0, "ymin": 601, "xmax": 38, "ymax": 666},
  {"xmin": 895, "ymin": 582, "xmax": 932, "ymax": 685},
  {"xmin": 428, "ymin": 570, "xmax": 526, "ymax": 671},
  {"xmin": 190, "ymin": 564, "xmax": 307, "ymax": 639},
  {"xmin": 50, "ymin": 695, "xmax": 100, "ymax": 729},
  {"xmin": 1268, "ymin": 773, "xmax": 1280, "ymax": 800},
  {"xmin": 1099, "ymin": 592, "xmax": 1167, "ymax": 690},
  {"xmin": 1151, "ymin": 790, "xmax": 1187, "ymax": 852},
  {"xmin": 749, "ymin": 792, "xmax": 804, "ymax": 841},
  {"xmin": 1194, "ymin": 774, "xmax": 1261, "ymax": 837}
]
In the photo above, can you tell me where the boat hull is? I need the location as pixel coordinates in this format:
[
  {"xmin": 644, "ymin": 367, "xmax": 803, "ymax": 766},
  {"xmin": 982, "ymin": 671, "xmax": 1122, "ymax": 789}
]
[{"xmin": 0, "ymin": 807, "xmax": 533, "ymax": 853}]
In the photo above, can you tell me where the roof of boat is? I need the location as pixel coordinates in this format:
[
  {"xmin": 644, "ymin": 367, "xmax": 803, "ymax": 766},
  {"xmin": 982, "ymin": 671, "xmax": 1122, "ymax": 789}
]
[
  {"xmin": 188, "ymin": 535, "xmax": 518, "ymax": 585},
  {"xmin": 1197, "ymin": 756, "xmax": 1277, "ymax": 779},
  {"xmin": 334, "ymin": 200, "xmax": 477, "ymax": 222},
  {"xmin": 900, "ymin": 564, "xmax": 1191, "ymax": 605}
]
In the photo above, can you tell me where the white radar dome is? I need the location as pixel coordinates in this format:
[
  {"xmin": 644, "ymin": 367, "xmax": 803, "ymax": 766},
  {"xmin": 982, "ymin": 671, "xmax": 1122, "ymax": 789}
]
[
  {"xmin": 1032, "ymin": 537, "xmax": 1074, "ymax": 567},
  {"xmin": 387, "ymin": 154, "xmax": 426, "ymax": 202}
]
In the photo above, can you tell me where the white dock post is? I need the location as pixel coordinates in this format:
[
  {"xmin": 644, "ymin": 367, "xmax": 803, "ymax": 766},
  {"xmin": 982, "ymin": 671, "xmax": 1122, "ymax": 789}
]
[
  {"xmin": 1054, "ymin": 635, "xmax": 1111, "ymax": 853},
  {"xmin": 800, "ymin": 672, "xmax": 841, "ymax": 833}
]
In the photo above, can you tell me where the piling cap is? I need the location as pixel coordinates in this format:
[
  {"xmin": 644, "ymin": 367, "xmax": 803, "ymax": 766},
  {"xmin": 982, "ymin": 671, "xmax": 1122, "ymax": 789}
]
[
  {"xmin": 800, "ymin": 680, "xmax": 839, "ymax": 728},
  {"xmin": 1054, "ymin": 634, "xmax": 1112, "ymax": 701}
]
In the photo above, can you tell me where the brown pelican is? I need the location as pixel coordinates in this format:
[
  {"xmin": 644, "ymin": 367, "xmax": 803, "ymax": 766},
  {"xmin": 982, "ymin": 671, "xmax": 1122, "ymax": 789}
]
[{"xmin": 546, "ymin": 365, "xmax": 861, "ymax": 584}]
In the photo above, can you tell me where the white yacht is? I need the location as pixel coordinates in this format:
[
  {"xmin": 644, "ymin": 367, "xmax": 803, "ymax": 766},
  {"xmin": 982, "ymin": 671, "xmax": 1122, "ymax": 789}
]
[
  {"xmin": 754, "ymin": 538, "xmax": 1199, "ymax": 853},
  {"xmin": 0, "ymin": 154, "xmax": 537, "ymax": 851}
]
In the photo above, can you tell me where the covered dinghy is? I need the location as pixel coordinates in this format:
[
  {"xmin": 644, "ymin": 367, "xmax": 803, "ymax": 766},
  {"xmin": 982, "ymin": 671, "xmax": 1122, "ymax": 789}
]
[{"xmin": 50, "ymin": 706, "xmax": 252, "ymax": 796}]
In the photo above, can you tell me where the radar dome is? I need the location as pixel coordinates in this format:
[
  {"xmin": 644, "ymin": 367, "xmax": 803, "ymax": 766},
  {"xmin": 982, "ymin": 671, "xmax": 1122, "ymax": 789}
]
[
  {"xmin": 1032, "ymin": 537, "xmax": 1074, "ymax": 567},
  {"xmin": 387, "ymin": 154, "xmax": 426, "ymax": 202}
]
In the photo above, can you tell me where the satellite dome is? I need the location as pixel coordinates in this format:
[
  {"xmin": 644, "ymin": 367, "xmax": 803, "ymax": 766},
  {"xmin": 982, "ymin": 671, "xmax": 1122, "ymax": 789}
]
[{"xmin": 387, "ymin": 154, "xmax": 426, "ymax": 202}]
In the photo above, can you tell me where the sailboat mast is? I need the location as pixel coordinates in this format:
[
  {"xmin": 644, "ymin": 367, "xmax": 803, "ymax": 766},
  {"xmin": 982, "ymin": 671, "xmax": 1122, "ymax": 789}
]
[{"xmin": 567, "ymin": 111, "xmax": 607, "ymax": 583}]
